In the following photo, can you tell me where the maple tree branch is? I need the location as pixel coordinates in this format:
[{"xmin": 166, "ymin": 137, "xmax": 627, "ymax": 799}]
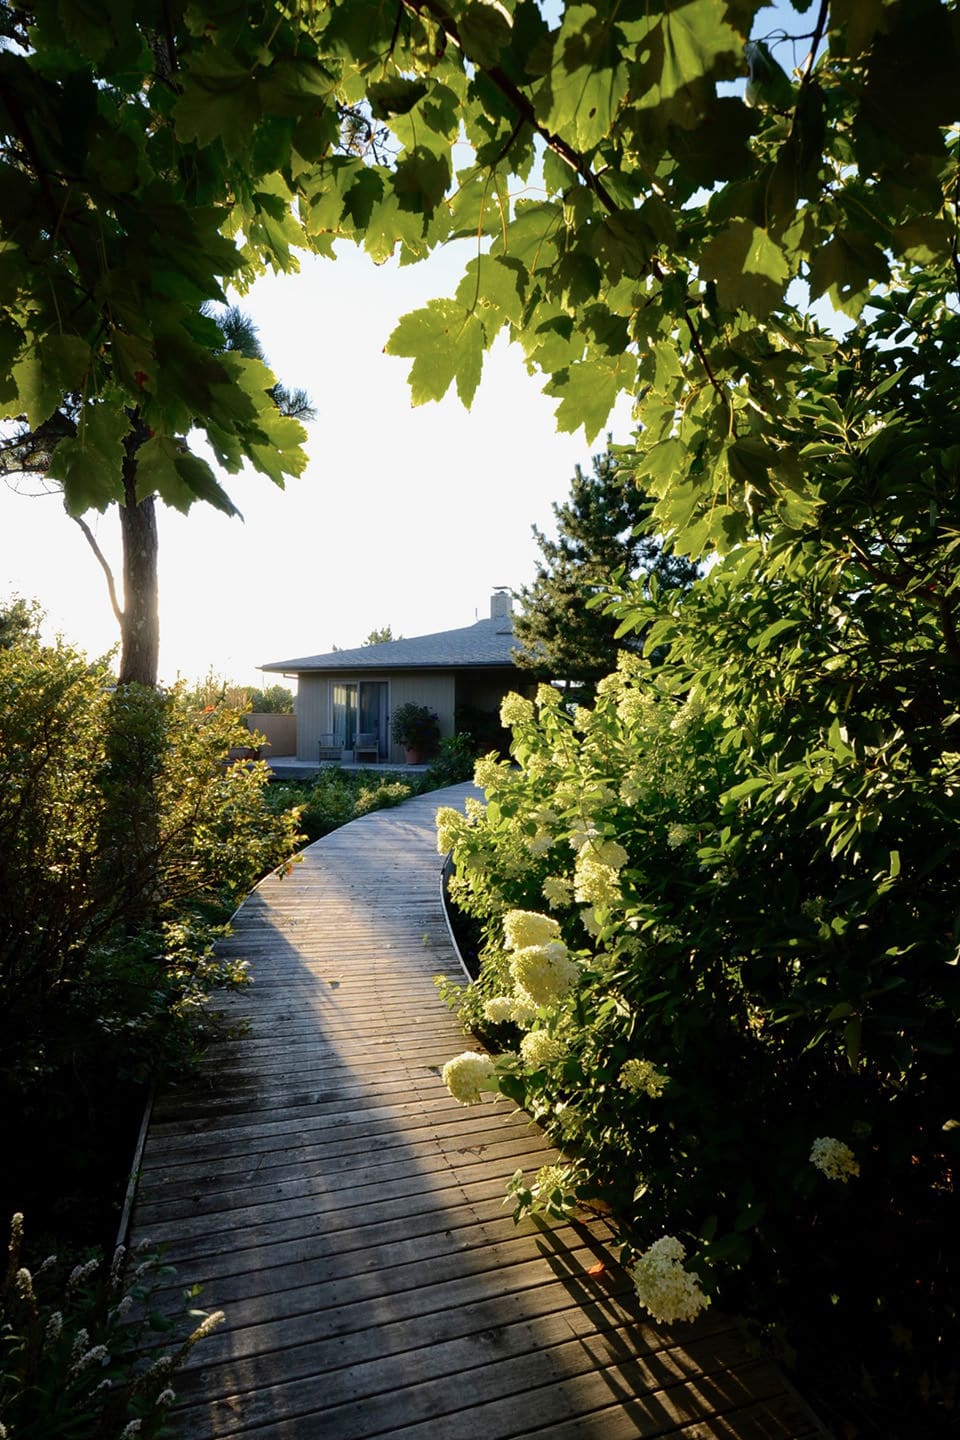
[
  {"xmin": 402, "ymin": 0, "xmax": 730, "ymax": 412},
  {"xmin": 72, "ymin": 514, "xmax": 125, "ymax": 626}
]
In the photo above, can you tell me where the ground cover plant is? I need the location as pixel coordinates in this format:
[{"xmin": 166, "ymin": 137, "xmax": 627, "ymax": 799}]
[{"xmin": 266, "ymin": 736, "xmax": 479, "ymax": 843}]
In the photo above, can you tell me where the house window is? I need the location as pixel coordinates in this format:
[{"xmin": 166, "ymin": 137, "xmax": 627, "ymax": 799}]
[{"xmin": 332, "ymin": 681, "xmax": 388, "ymax": 756}]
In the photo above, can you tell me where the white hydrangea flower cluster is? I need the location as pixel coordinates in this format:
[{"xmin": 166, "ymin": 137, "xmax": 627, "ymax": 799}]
[
  {"xmin": 520, "ymin": 1029, "xmax": 566, "ymax": 1068},
  {"xmin": 580, "ymin": 905, "xmax": 601, "ymax": 937},
  {"xmin": 666, "ymin": 822, "xmax": 696, "ymax": 849},
  {"xmin": 527, "ymin": 830, "xmax": 554, "ymax": 857},
  {"xmin": 810, "ymin": 1136, "xmax": 860, "ymax": 1182},
  {"xmin": 620, "ymin": 772, "xmax": 643, "ymax": 806},
  {"xmin": 509, "ymin": 993, "xmax": 540, "ymax": 1026},
  {"xmin": 536, "ymin": 683, "xmax": 561, "ymax": 709},
  {"xmin": 511, "ymin": 940, "xmax": 580, "ymax": 1007},
  {"xmin": 435, "ymin": 806, "xmax": 466, "ymax": 855},
  {"xmin": 503, "ymin": 909, "xmax": 561, "ymax": 950},
  {"xmin": 574, "ymin": 853, "xmax": 623, "ymax": 907},
  {"xmin": 620, "ymin": 1058, "xmax": 670, "ymax": 1098},
  {"xmin": 630, "ymin": 1236, "xmax": 711, "ymax": 1324},
  {"xmin": 483, "ymin": 995, "xmax": 516, "ymax": 1024},
  {"xmin": 542, "ymin": 874, "xmax": 573, "ymax": 909},
  {"xmin": 500, "ymin": 691, "xmax": 535, "ymax": 727},
  {"xmin": 533, "ymin": 1163, "xmax": 572, "ymax": 1197},
  {"xmin": 568, "ymin": 822, "xmax": 600, "ymax": 854},
  {"xmin": 474, "ymin": 753, "xmax": 507, "ymax": 792},
  {"xmin": 442, "ymin": 1051, "xmax": 496, "ymax": 1105}
]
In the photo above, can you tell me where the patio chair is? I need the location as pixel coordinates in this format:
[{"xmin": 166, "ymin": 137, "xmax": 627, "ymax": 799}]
[
  {"xmin": 317, "ymin": 733, "xmax": 342, "ymax": 765},
  {"xmin": 354, "ymin": 731, "xmax": 380, "ymax": 764}
]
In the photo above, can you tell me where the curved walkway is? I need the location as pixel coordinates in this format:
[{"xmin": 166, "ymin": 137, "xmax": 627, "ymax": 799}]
[{"xmin": 129, "ymin": 784, "xmax": 823, "ymax": 1440}]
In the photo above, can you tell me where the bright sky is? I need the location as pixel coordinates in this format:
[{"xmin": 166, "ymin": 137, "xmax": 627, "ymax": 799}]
[{"xmin": 0, "ymin": 239, "xmax": 632, "ymax": 687}]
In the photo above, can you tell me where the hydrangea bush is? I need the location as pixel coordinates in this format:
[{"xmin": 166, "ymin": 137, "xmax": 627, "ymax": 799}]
[{"xmin": 437, "ymin": 601, "xmax": 959, "ymax": 1426}]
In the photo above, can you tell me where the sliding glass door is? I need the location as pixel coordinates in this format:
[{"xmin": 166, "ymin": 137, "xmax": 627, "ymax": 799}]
[{"xmin": 332, "ymin": 680, "xmax": 388, "ymax": 756}]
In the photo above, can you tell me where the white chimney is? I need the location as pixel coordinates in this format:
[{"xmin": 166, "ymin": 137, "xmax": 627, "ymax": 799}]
[{"xmin": 490, "ymin": 589, "xmax": 512, "ymax": 619}]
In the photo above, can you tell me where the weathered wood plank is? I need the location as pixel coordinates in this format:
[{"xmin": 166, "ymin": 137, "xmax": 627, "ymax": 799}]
[{"xmin": 128, "ymin": 784, "xmax": 825, "ymax": 1440}]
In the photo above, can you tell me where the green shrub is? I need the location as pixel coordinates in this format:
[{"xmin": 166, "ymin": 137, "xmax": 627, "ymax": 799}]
[
  {"xmin": 0, "ymin": 635, "xmax": 301, "ymax": 1111},
  {"xmin": 425, "ymin": 733, "xmax": 478, "ymax": 788},
  {"xmin": 438, "ymin": 619, "xmax": 959, "ymax": 1432}
]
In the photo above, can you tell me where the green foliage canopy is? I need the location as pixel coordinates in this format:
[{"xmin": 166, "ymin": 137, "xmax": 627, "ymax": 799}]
[{"xmin": 0, "ymin": 2, "xmax": 318, "ymax": 521}]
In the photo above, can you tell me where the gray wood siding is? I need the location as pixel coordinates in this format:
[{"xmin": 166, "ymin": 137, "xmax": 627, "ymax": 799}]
[
  {"xmin": 295, "ymin": 672, "xmax": 456, "ymax": 764},
  {"xmin": 386, "ymin": 673, "xmax": 454, "ymax": 762}
]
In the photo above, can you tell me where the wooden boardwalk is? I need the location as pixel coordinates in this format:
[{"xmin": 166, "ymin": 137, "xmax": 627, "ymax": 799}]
[{"xmin": 129, "ymin": 783, "xmax": 825, "ymax": 1440}]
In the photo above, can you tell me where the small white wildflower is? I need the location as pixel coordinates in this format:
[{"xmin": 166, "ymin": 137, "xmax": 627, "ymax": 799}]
[
  {"xmin": 120, "ymin": 1422, "xmax": 143, "ymax": 1438},
  {"xmin": 620, "ymin": 1058, "xmax": 670, "ymax": 1098},
  {"xmin": 503, "ymin": 909, "xmax": 561, "ymax": 951},
  {"xmin": 43, "ymin": 1311, "xmax": 63, "ymax": 1349},
  {"xmin": 631, "ymin": 1236, "xmax": 711, "ymax": 1324},
  {"xmin": 158, "ymin": 1388, "xmax": 176, "ymax": 1406},
  {"xmin": 70, "ymin": 1328, "xmax": 90, "ymax": 1362},
  {"xmin": 15, "ymin": 1267, "xmax": 35, "ymax": 1302},
  {"xmin": 187, "ymin": 1310, "xmax": 225, "ymax": 1344},
  {"xmin": 810, "ymin": 1136, "xmax": 860, "ymax": 1182},
  {"xmin": 520, "ymin": 1030, "xmax": 566, "ymax": 1069},
  {"xmin": 442, "ymin": 1052, "xmax": 496, "ymax": 1105},
  {"xmin": 482, "ymin": 995, "xmax": 516, "ymax": 1024},
  {"xmin": 66, "ymin": 1257, "xmax": 99, "ymax": 1295},
  {"xmin": 67, "ymin": 1344, "xmax": 110, "ymax": 1382}
]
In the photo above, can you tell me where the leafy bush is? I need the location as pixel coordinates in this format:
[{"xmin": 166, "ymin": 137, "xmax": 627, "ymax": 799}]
[
  {"xmin": 0, "ymin": 633, "xmax": 302, "ymax": 1242},
  {"xmin": 0, "ymin": 1212, "xmax": 222, "ymax": 1440},
  {"xmin": 425, "ymin": 733, "xmax": 478, "ymax": 788},
  {"xmin": 438, "ymin": 601, "xmax": 959, "ymax": 1434}
]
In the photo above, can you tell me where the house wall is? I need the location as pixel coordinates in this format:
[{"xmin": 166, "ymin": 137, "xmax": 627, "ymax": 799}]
[{"xmin": 295, "ymin": 672, "xmax": 456, "ymax": 763}]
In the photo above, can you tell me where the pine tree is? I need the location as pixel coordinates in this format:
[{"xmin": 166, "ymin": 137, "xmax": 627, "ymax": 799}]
[{"xmin": 513, "ymin": 449, "xmax": 699, "ymax": 699}]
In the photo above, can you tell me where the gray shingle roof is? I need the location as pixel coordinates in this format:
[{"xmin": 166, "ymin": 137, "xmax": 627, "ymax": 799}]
[{"xmin": 260, "ymin": 615, "xmax": 521, "ymax": 673}]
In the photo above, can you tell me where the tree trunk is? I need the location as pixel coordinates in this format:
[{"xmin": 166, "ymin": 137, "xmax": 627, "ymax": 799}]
[{"xmin": 118, "ymin": 468, "xmax": 159, "ymax": 687}]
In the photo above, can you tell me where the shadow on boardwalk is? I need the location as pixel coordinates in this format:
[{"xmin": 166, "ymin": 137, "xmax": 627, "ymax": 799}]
[{"xmin": 129, "ymin": 783, "xmax": 826, "ymax": 1440}]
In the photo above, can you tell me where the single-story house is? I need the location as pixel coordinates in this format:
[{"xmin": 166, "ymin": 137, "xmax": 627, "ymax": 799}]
[{"xmin": 259, "ymin": 592, "xmax": 534, "ymax": 765}]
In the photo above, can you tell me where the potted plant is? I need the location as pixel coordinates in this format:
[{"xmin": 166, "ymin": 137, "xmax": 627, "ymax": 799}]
[{"xmin": 390, "ymin": 702, "xmax": 440, "ymax": 764}]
